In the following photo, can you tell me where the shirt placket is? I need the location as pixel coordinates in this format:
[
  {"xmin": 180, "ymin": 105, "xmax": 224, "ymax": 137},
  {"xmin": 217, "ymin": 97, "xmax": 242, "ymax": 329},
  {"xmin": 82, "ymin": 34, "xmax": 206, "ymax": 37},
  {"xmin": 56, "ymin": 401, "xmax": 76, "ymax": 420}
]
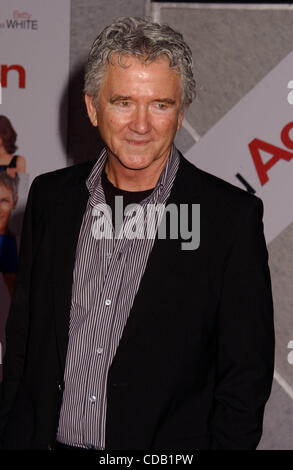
[{"xmin": 81, "ymin": 209, "xmax": 132, "ymax": 449}]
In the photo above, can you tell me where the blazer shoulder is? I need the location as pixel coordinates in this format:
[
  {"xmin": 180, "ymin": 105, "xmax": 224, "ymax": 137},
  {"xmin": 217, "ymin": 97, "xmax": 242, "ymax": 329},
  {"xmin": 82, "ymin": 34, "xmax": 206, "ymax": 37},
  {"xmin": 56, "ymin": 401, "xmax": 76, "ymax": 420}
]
[
  {"xmin": 33, "ymin": 159, "xmax": 96, "ymax": 189},
  {"xmin": 25, "ymin": 159, "xmax": 96, "ymax": 218}
]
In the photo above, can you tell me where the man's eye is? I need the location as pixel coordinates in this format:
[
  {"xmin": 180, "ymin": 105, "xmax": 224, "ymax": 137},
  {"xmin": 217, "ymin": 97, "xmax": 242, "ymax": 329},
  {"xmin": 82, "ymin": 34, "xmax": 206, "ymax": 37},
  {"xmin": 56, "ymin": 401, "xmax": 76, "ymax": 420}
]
[
  {"xmin": 156, "ymin": 103, "xmax": 167, "ymax": 109},
  {"xmin": 119, "ymin": 101, "xmax": 129, "ymax": 107}
]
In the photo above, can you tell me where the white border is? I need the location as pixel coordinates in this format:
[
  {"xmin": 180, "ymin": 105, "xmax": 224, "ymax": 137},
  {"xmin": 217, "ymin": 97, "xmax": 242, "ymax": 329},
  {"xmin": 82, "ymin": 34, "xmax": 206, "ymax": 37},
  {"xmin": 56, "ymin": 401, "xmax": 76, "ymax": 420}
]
[{"xmin": 152, "ymin": 2, "xmax": 293, "ymax": 23}]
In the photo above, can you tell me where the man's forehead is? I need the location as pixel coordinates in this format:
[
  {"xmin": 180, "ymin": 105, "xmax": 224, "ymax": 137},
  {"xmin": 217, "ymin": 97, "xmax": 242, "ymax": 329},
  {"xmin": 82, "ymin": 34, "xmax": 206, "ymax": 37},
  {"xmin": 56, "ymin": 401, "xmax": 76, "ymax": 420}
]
[
  {"xmin": 106, "ymin": 52, "xmax": 173, "ymax": 73},
  {"xmin": 94, "ymin": 53, "xmax": 183, "ymax": 104}
]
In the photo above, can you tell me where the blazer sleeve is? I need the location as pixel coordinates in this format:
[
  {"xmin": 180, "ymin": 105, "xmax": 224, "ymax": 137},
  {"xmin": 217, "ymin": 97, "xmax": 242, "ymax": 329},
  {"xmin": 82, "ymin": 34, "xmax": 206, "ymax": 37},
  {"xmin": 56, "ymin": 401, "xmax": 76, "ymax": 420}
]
[
  {"xmin": 0, "ymin": 177, "xmax": 39, "ymax": 443},
  {"xmin": 210, "ymin": 197, "xmax": 275, "ymax": 449}
]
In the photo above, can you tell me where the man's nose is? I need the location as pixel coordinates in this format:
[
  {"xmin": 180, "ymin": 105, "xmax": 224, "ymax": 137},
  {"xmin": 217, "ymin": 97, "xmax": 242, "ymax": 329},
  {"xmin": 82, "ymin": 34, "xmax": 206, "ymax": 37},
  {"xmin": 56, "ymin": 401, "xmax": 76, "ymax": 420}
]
[{"xmin": 129, "ymin": 106, "xmax": 151, "ymax": 134}]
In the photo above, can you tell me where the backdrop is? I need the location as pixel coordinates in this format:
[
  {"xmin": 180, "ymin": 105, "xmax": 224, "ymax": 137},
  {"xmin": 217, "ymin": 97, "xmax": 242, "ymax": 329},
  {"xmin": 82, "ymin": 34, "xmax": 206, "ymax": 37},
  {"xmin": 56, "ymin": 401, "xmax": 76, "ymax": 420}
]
[
  {"xmin": 0, "ymin": 0, "xmax": 70, "ymax": 381},
  {"xmin": 1, "ymin": 0, "xmax": 292, "ymax": 450}
]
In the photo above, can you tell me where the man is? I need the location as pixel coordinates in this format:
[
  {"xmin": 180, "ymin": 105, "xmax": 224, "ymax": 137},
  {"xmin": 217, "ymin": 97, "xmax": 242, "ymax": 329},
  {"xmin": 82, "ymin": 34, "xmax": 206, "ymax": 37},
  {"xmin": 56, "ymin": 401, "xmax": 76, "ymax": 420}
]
[{"xmin": 0, "ymin": 17, "xmax": 274, "ymax": 450}]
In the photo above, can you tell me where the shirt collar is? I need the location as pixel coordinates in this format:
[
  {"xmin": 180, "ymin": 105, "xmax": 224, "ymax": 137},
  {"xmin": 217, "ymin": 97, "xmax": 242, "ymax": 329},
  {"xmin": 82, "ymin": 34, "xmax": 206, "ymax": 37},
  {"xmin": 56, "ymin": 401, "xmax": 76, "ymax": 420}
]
[
  {"xmin": 86, "ymin": 147, "xmax": 108, "ymax": 196},
  {"xmin": 86, "ymin": 144, "xmax": 180, "ymax": 197}
]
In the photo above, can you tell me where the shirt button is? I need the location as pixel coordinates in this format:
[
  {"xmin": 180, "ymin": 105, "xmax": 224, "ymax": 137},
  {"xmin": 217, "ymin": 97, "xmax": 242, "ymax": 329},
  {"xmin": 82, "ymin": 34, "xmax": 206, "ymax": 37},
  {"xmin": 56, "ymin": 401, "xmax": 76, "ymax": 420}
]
[
  {"xmin": 89, "ymin": 395, "xmax": 96, "ymax": 404},
  {"xmin": 93, "ymin": 209, "xmax": 103, "ymax": 217},
  {"xmin": 106, "ymin": 253, "xmax": 112, "ymax": 259},
  {"xmin": 105, "ymin": 299, "xmax": 111, "ymax": 306},
  {"xmin": 97, "ymin": 347, "xmax": 103, "ymax": 354}
]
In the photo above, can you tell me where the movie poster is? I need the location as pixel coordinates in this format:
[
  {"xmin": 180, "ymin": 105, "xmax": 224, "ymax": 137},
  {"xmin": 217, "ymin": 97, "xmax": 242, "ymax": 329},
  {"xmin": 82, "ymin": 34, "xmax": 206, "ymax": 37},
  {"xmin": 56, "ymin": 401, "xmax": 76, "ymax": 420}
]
[
  {"xmin": 186, "ymin": 50, "xmax": 293, "ymax": 245},
  {"xmin": 0, "ymin": 0, "xmax": 70, "ymax": 380}
]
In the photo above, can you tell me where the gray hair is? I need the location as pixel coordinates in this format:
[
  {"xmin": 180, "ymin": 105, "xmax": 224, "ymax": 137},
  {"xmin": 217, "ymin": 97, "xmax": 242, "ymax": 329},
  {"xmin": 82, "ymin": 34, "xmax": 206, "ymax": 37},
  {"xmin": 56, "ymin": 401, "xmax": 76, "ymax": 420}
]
[
  {"xmin": 84, "ymin": 16, "xmax": 196, "ymax": 108},
  {"xmin": 0, "ymin": 171, "xmax": 19, "ymax": 206}
]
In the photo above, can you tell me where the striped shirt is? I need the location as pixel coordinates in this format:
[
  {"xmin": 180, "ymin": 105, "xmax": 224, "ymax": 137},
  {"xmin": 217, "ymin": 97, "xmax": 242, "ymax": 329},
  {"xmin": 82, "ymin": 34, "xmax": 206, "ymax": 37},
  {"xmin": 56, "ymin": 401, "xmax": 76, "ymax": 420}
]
[{"xmin": 57, "ymin": 145, "xmax": 180, "ymax": 449}]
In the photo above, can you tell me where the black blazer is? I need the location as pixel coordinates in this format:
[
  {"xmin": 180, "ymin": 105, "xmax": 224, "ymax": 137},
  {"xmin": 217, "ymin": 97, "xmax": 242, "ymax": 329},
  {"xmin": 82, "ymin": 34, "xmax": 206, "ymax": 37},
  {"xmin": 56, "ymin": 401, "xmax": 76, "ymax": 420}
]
[{"xmin": 0, "ymin": 153, "xmax": 274, "ymax": 450}]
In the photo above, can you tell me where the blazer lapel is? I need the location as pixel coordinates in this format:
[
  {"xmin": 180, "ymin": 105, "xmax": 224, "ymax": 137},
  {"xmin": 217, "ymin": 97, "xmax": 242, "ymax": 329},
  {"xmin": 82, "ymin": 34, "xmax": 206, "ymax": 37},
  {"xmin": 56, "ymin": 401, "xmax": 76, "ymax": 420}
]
[{"xmin": 52, "ymin": 176, "xmax": 90, "ymax": 371}]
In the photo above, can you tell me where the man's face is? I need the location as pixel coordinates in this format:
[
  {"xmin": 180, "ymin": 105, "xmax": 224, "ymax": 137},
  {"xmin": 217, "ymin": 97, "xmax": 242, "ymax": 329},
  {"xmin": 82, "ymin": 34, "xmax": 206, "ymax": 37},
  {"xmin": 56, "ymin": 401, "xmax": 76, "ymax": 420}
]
[{"xmin": 85, "ymin": 54, "xmax": 184, "ymax": 172}]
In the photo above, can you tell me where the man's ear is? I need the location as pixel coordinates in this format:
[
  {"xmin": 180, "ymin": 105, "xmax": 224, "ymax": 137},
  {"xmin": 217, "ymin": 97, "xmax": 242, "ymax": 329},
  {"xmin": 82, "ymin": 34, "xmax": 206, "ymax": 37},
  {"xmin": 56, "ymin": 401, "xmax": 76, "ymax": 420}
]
[
  {"xmin": 84, "ymin": 94, "xmax": 98, "ymax": 127},
  {"xmin": 177, "ymin": 106, "xmax": 186, "ymax": 131}
]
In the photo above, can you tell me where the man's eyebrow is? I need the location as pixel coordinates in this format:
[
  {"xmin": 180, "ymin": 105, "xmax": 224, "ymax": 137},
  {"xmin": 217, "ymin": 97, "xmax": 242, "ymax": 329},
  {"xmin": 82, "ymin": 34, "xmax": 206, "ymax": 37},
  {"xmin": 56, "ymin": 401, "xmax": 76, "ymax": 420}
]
[
  {"xmin": 109, "ymin": 96, "xmax": 176, "ymax": 105},
  {"xmin": 110, "ymin": 95, "xmax": 132, "ymax": 103},
  {"xmin": 154, "ymin": 98, "xmax": 176, "ymax": 105}
]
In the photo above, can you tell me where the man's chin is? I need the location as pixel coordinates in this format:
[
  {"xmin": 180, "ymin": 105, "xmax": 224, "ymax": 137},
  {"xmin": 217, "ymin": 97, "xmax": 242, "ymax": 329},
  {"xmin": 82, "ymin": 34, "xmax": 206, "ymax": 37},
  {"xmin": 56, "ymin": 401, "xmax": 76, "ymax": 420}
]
[
  {"xmin": 119, "ymin": 161, "xmax": 151, "ymax": 171},
  {"xmin": 113, "ymin": 154, "xmax": 154, "ymax": 171}
]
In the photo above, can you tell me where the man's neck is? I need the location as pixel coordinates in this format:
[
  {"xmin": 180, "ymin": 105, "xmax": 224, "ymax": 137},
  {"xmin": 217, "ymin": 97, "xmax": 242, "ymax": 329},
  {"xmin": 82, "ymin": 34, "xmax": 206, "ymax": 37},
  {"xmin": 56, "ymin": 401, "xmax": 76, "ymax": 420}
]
[{"xmin": 104, "ymin": 152, "xmax": 170, "ymax": 192}]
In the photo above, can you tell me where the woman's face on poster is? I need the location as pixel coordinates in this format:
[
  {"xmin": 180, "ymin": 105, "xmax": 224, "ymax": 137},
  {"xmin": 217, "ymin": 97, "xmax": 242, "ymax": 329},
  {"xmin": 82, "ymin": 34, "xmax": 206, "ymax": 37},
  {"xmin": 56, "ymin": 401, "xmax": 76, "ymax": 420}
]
[{"xmin": 0, "ymin": 183, "xmax": 15, "ymax": 234}]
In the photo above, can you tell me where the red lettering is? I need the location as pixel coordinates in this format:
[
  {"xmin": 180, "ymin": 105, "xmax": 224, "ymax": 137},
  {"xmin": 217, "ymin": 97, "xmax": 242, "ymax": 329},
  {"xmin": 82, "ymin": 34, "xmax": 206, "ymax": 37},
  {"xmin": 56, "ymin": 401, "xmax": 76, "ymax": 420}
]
[
  {"xmin": 1, "ymin": 64, "xmax": 26, "ymax": 88},
  {"xmin": 249, "ymin": 122, "xmax": 293, "ymax": 185},
  {"xmin": 280, "ymin": 122, "xmax": 293, "ymax": 150}
]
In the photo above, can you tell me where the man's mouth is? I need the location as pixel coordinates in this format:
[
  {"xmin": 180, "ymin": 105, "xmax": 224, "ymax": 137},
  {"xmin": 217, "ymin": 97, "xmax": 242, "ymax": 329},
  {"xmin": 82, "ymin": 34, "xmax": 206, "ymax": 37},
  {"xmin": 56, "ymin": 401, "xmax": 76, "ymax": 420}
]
[{"xmin": 126, "ymin": 139, "xmax": 150, "ymax": 146}]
